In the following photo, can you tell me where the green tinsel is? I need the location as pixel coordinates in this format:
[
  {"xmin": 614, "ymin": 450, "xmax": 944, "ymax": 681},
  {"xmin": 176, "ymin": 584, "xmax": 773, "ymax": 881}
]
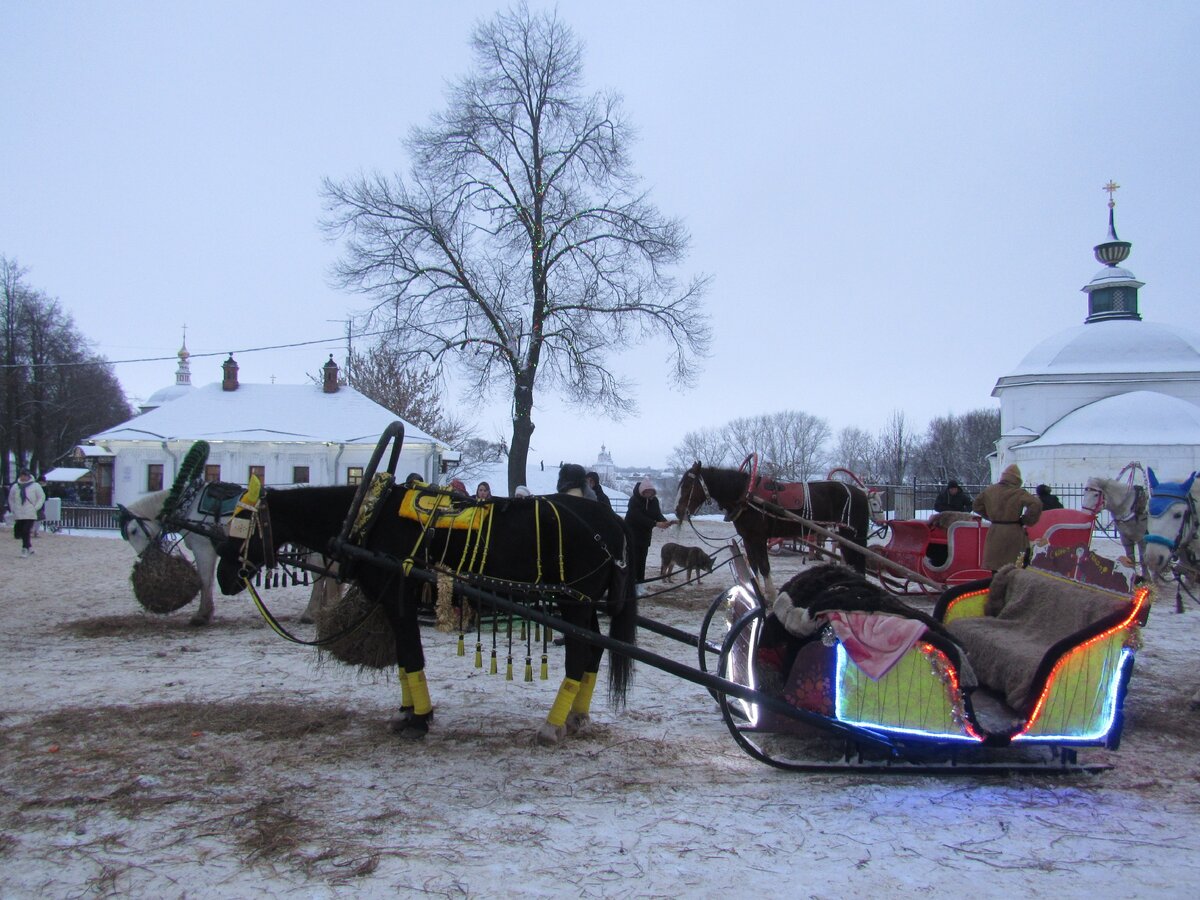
[{"xmin": 160, "ymin": 440, "xmax": 210, "ymax": 521}]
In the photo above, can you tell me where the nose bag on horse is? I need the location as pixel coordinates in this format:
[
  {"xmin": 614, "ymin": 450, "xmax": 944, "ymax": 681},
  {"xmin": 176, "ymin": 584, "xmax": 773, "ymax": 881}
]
[{"xmin": 217, "ymin": 477, "xmax": 638, "ymax": 746}]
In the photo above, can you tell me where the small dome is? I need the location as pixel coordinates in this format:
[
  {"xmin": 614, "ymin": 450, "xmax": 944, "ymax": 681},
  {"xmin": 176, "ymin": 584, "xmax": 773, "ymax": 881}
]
[{"xmin": 1005, "ymin": 320, "xmax": 1200, "ymax": 377}]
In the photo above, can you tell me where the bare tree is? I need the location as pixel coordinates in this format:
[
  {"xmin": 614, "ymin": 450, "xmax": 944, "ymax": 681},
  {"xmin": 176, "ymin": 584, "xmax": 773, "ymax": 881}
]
[
  {"xmin": 669, "ymin": 410, "xmax": 831, "ymax": 482},
  {"xmin": 831, "ymin": 426, "xmax": 880, "ymax": 482},
  {"xmin": 323, "ymin": 5, "xmax": 710, "ymax": 493},
  {"xmin": 1, "ymin": 256, "xmax": 132, "ymax": 480},
  {"xmin": 346, "ymin": 341, "xmax": 477, "ymax": 461},
  {"xmin": 876, "ymin": 410, "xmax": 916, "ymax": 485},
  {"xmin": 913, "ymin": 408, "xmax": 999, "ymax": 485},
  {"xmin": 669, "ymin": 425, "xmax": 734, "ymax": 473}
]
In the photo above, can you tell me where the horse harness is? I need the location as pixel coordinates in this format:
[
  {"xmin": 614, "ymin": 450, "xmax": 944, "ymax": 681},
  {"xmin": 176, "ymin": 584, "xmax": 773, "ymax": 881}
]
[{"xmin": 231, "ymin": 477, "xmax": 624, "ymax": 607}]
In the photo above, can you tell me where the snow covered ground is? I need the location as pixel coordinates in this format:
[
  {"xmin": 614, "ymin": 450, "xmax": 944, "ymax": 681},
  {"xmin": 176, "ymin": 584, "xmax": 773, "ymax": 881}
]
[{"xmin": 2, "ymin": 524, "xmax": 1200, "ymax": 898}]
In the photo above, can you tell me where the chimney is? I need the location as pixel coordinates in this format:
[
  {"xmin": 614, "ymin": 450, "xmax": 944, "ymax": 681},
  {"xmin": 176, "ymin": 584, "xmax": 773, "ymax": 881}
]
[
  {"xmin": 322, "ymin": 354, "xmax": 340, "ymax": 393},
  {"xmin": 222, "ymin": 354, "xmax": 239, "ymax": 391}
]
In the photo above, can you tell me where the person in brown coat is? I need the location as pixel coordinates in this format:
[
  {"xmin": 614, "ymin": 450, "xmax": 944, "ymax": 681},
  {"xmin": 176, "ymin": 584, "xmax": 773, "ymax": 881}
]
[{"xmin": 973, "ymin": 464, "xmax": 1042, "ymax": 571}]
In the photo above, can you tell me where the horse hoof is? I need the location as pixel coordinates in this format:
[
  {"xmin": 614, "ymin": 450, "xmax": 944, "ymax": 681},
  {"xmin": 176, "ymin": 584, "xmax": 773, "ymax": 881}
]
[
  {"xmin": 389, "ymin": 710, "xmax": 431, "ymax": 739},
  {"xmin": 188, "ymin": 614, "xmax": 211, "ymax": 627},
  {"xmin": 564, "ymin": 712, "xmax": 590, "ymax": 736},
  {"xmin": 299, "ymin": 615, "xmax": 314, "ymax": 625},
  {"xmin": 536, "ymin": 722, "xmax": 566, "ymax": 746}
]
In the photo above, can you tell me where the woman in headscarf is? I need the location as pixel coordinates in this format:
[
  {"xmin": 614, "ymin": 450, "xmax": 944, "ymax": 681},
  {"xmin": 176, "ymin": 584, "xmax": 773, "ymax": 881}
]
[{"xmin": 586, "ymin": 472, "xmax": 612, "ymax": 512}]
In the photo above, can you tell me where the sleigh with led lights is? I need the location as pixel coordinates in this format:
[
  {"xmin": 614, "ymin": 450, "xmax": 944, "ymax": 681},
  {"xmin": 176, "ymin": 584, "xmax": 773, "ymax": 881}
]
[
  {"xmin": 868, "ymin": 509, "xmax": 1095, "ymax": 595},
  {"xmin": 709, "ymin": 561, "xmax": 1148, "ymax": 772}
]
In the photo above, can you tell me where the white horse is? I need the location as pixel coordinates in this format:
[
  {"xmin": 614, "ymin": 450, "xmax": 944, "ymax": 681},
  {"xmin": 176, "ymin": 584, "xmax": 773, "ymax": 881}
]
[
  {"xmin": 1083, "ymin": 475, "xmax": 1149, "ymax": 581},
  {"xmin": 119, "ymin": 485, "xmax": 239, "ymax": 626},
  {"xmin": 1145, "ymin": 469, "xmax": 1200, "ymax": 593}
]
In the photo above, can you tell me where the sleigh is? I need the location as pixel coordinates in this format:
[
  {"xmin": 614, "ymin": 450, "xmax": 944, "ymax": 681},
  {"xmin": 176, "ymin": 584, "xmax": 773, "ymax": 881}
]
[
  {"xmin": 714, "ymin": 563, "xmax": 1148, "ymax": 771},
  {"xmin": 870, "ymin": 509, "xmax": 1094, "ymax": 594}
]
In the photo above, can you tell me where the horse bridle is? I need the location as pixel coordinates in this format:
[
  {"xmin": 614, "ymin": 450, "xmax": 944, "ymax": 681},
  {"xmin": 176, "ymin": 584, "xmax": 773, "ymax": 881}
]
[
  {"xmin": 230, "ymin": 493, "xmax": 276, "ymax": 578},
  {"xmin": 1145, "ymin": 492, "xmax": 1199, "ymax": 555},
  {"xmin": 677, "ymin": 466, "xmax": 715, "ymax": 521},
  {"xmin": 116, "ymin": 504, "xmax": 158, "ymax": 547}
]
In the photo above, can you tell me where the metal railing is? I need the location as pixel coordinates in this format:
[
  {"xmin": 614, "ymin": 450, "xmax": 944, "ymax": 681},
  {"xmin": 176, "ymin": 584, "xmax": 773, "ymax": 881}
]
[
  {"xmin": 56, "ymin": 505, "xmax": 120, "ymax": 531},
  {"xmin": 871, "ymin": 482, "xmax": 1116, "ymax": 539}
]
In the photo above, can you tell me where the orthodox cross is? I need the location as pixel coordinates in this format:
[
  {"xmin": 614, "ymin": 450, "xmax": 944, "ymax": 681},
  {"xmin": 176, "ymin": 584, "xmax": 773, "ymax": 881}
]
[{"xmin": 1103, "ymin": 179, "xmax": 1120, "ymax": 208}]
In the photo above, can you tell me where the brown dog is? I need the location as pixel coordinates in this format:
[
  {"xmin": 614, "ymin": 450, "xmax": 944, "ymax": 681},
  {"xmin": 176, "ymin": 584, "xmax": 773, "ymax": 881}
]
[{"xmin": 660, "ymin": 542, "xmax": 714, "ymax": 582}]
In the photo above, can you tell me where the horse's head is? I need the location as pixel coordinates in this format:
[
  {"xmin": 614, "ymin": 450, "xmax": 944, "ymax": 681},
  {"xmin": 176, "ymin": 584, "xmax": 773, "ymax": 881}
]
[
  {"xmin": 117, "ymin": 502, "xmax": 163, "ymax": 555},
  {"xmin": 1082, "ymin": 478, "xmax": 1106, "ymax": 517},
  {"xmin": 867, "ymin": 488, "xmax": 886, "ymax": 526},
  {"xmin": 1144, "ymin": 469, "xmax": 1199, "ymax": 577},
  {"xmin": 674, "ymin": 461, "xmax": 707, "ymax": 521}
]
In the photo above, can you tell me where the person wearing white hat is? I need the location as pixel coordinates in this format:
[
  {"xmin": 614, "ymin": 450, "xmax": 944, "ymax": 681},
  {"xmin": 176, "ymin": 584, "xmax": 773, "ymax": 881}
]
[{"xmin": 624, "ymin": 479, "xmax": 672, "ymax": 583}]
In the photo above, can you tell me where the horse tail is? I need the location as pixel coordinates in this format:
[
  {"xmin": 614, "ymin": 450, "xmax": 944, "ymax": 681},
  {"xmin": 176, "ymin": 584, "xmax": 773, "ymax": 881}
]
[{"xmin": 605, "ymin": 523, "xmax": 638, "ymax": 707}]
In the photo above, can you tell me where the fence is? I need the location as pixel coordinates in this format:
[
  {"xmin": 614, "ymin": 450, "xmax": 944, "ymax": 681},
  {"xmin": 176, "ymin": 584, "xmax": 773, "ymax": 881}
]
[{"xmin": 56, "ymin": 505, "xmax": 120, "ymax": 531}]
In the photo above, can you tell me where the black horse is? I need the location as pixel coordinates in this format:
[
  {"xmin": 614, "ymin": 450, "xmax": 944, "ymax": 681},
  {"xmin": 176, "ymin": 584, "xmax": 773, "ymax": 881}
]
[
  {"xmin": 675, "ymin": 462, "xmax": 870, "ymax": 598},
  {"xmin": 214, "ymin": 483, "xmax": 636, "ymax": 745}
]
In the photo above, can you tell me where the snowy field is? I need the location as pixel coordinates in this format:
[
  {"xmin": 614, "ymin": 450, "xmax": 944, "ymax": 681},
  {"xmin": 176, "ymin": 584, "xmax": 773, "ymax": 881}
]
[{"xmin": 3, "ymin": 523, "xmax": 1200, "ymax": 898}]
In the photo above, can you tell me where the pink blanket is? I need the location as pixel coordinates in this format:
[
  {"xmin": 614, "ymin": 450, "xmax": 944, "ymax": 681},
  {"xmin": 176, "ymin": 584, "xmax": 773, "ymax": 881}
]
[{"xmin": 824, "ymin": 612, "xmax": 928, "ymax": 680}]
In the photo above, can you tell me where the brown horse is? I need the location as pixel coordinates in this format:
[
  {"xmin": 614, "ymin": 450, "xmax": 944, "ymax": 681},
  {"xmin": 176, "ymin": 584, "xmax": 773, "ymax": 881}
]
[{"xmin": 674, "ymin": 462, "xmax": 870, "ymax": 598}]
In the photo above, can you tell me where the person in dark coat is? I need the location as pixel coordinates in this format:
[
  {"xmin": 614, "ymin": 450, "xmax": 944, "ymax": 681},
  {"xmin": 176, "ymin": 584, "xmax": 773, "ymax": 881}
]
[
  {"xmin": 1036, "ymin": 484, "xmax": 1063, "ymax": 511},
  {"xmin": 624, "ymin": 479, "xmax": 672, "ymax": 583},
  {"xmin": 973, "ymin": 464, "xmax": 1042, "ymax": 571},
  {"xmin": 933, "ymin": 479, "xmax": 973, "ymax": 512},
  {"xmin": 586, "ymin": 472, "xmax": 612, "ymax": 512}
]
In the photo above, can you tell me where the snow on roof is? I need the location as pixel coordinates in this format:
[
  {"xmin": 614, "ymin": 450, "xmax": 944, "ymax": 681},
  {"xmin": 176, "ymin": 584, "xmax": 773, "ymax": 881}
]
[
  {"xmin": 1004, "ymin": 320, "xmax": 1200, "ymax": 378},
  {"xmin": 44, "ymin": 467, "xmax": 91, "ymax": 482},
  {"xmin": 91, "ymin": 382, "xmax": 445, "ymax": 446},
  {"xmin": 1021, "ymin": 391, "xmax": 1200, "ymax": 447},
  {"xmin": 75, "ymin": 445, "xmax": 110, "ymax": 457}
]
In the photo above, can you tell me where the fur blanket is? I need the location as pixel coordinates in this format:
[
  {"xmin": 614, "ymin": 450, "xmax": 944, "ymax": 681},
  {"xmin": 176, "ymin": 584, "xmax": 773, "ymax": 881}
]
[
  {"xmin": 772, "ymin": 565, "xmax": 973, "ymax": 682},
  {"xmin": 928, "ymin": 511, "xmax": 976, "ymax": 530},
  {"xmin": 947, "ymin": 564, "xmax": 1131, "ymax": 714}
]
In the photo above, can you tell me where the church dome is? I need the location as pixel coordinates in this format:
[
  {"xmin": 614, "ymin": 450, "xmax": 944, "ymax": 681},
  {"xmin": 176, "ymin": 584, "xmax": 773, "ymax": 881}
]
[
  {"xmin": 1005, "ymin": 319, "xmax": 1200, "ymax": 378},
  {"xmin": 1021, "ymin": 391, "xmax": 1200, "ymax": 447},
  {"xmin": 144, "ymin": 383, "xmax": 195, "ymax": 407}
]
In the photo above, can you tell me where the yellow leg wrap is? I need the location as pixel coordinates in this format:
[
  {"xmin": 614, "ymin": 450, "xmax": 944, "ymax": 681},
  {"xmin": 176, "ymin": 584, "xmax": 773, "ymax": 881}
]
[
  {"xmin": 406, "ymin": 669, "xmax": 432, "ymax": 716},
  {"xmin": 398, "ymin": 667, "xmax": 411, "ymax": 707},
  {"xmin": 547, "ymin": 678, "xmax": 581, "ymax": 728},
  {"xmin": 572, "ymin": 671, "xmax": 598, "ymax": 715}
]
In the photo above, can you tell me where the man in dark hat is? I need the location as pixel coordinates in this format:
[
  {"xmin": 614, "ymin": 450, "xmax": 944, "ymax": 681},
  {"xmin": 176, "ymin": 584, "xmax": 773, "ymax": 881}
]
[
  {"xmin": 556, "ymin": 463, "xmax": 595, "ymax": 500},
  {"xmin": 933, "ymin": 479, "xmax": 972, "ymax": 513}
]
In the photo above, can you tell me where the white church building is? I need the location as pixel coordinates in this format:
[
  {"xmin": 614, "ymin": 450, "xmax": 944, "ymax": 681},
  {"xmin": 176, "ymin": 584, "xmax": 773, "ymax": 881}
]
[
  {"xmin": 990, "ymin": 194, "xmax": 1200, "ymax": 485},
  {"xmin": 85, "ymin": 346, "xmax": 452, "ymax": 508}
]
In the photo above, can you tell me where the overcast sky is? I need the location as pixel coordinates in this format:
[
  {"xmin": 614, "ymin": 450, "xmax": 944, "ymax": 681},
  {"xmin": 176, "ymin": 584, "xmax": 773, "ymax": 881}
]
[{"xmin": 4, "ymin": 2, "xmax": 1197, "ymax": 470}]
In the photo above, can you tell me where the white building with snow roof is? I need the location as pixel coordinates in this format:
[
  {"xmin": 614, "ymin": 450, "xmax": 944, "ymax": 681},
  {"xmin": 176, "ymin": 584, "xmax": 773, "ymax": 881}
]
[
  {"xmin": 990, "ymin": 193, "xmax": 1200, "ymax": 485},
  {"xmin": 85, "ymin": 350, "xmax": 452, "ymax": 507}
]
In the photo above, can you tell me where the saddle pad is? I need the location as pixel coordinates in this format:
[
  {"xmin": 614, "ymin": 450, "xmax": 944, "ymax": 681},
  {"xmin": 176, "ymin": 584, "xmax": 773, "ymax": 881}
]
[{"xmin": 399, "ymin": 488, "xmax": 492, "ymax": 531}]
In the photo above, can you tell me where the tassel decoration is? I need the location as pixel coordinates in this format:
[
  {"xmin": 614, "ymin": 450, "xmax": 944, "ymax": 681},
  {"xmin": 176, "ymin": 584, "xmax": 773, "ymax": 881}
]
[
  {"xmin": 524, "ymin": 656, "xmax": 534, "ymax": 682},
  {"xmin": 540, "ymin": 653, "xmax": 549, "ymax": 680},
  {"xmin": 457, "ymin": 633, "xmax": 465, "ymax": 657}
]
